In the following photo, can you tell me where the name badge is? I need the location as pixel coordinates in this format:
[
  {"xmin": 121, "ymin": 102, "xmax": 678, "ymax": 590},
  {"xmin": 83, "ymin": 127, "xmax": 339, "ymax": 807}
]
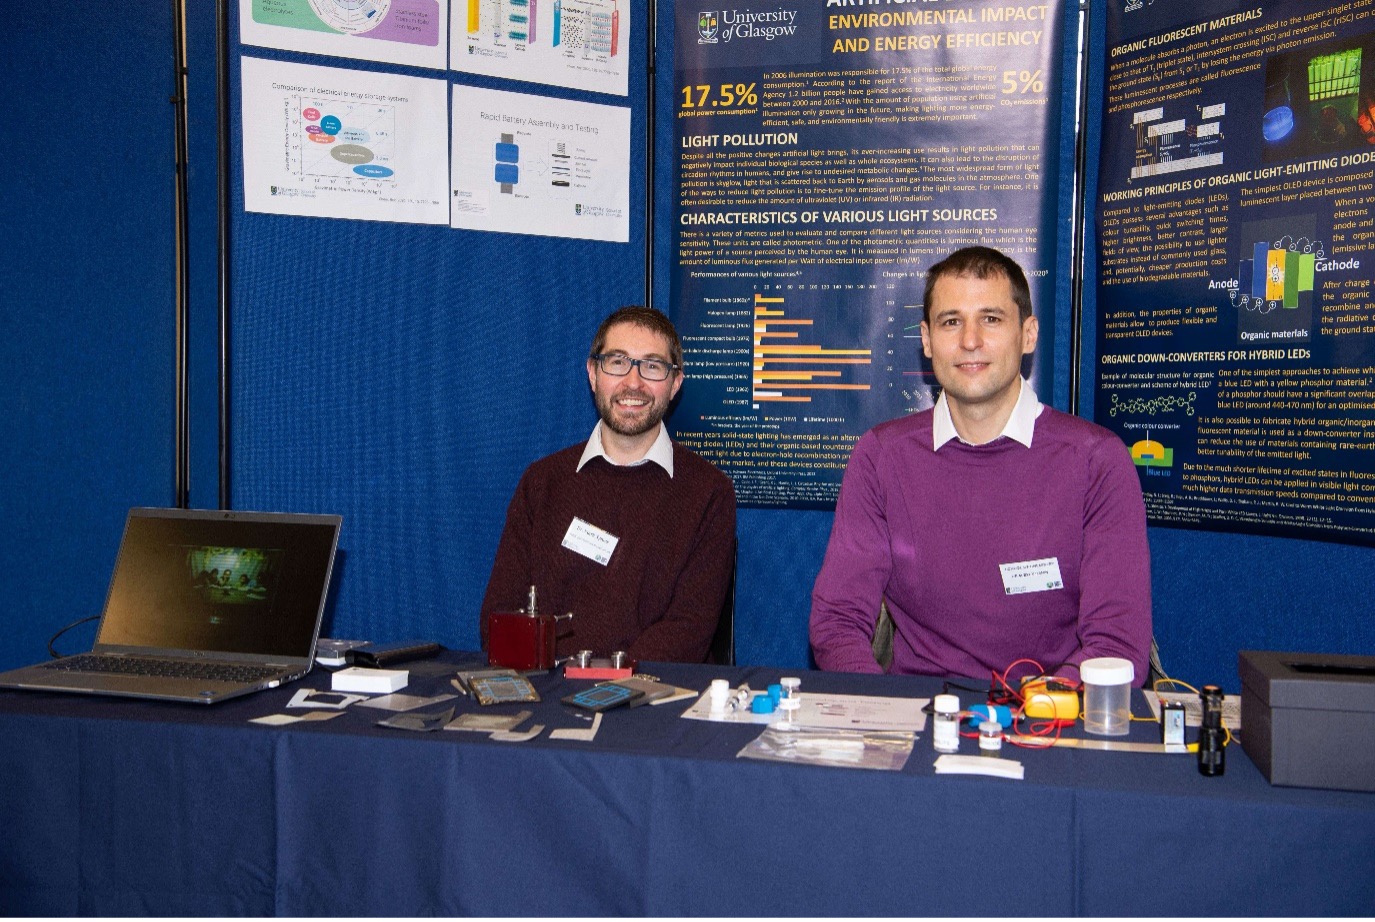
[
  {"xmin": 999, "ymin": 557, "xmax": 1064, "ymax": 595},
  {"xmin": 561, "ymin": 517, "xmax": 619, "ymax": 566}
]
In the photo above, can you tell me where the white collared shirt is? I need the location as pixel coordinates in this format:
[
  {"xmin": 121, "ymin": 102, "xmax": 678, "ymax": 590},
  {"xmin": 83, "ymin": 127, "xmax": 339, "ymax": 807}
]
[
  {"xmin": 932, "ymin": 377, "xmax": 1043, "ymax": 450},
  {"xmin": 576, "ymin": 421, "xmax": 675, "ymax": 477}
]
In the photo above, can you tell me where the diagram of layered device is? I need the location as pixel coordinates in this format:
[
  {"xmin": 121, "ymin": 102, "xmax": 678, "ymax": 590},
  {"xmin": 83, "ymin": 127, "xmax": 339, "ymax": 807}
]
[
  {"xmin": 554, "ymin": 0, "xmax": 618, "ymax": 56},
  {"xmin": 1233, "ymin": 237, "xmax": 1322, "ymax": 313},
  {"xmin": 466, "ymin": 0, "xmax": 618, "ymax": 54},
  {"xmin": 467, "ymin": 0, "xmax": 536, "ymax": 43},
  {"xmin": 490, "ymin": 133, "xmax": 577, "ymax": 194}
]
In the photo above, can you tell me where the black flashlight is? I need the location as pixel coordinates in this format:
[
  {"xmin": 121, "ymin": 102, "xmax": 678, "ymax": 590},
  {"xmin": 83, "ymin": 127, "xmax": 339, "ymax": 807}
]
[{"xmin": 1197, "ymin": 684, "xmax": 1226, "ymax": 777}]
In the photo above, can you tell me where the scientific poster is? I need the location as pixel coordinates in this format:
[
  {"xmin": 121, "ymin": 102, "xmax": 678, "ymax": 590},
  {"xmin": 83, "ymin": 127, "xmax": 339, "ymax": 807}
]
[
  {"xmin": 451, "ymin": 85, "xmax": 630, "ymax": 241},
  {"xmin": 240, "ymin": 0, "xmax": 448, "ymax": 70},
  {"xmin": 669, "ymin": 0, "xmax": 1066, "ymax": 508},
  {"xmin": 1095, "ymin": 0, "xmax": 1375, "ymax": 544},
  {"xmin": 451, "ymin": 0, "xmax": 629, "ymax": 96},
  {"xmin": 241, "ymin": 57, "xmax": 450, "ymax": 224}
]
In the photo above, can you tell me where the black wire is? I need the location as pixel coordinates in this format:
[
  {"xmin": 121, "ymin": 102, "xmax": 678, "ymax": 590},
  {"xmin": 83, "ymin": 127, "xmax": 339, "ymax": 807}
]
[
  {"xmin": 47, "ymin": 615, "xmax": 100, "ymax": 659},
  {"xmin": 943, "ymin": 680, "xmax": 991, "ymax": 696},
  {"xmin": 921, "ymin": 680, "xmax": 994, "ymax": 713}
]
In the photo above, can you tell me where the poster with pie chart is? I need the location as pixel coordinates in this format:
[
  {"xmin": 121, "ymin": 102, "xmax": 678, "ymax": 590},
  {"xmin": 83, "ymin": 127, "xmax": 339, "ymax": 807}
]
[{"xmin": 241, "ymin": 0, "xmax": 448, "ymax": 69}]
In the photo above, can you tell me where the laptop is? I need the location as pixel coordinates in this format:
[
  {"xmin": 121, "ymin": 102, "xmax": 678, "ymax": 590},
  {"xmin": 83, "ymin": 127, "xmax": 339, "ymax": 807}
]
[{"xmin": 0, "ymin": 507, "xmax": 342, "ymax": 704}]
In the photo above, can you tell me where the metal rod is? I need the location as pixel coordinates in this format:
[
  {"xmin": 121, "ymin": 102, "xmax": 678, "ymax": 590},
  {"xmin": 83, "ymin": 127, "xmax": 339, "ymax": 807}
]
[
  {"xmin": 171, "ymin": 0, "xmax": 193, "ymax": 508},
  {"xmin": 217, "ymin": 0, "xmax": 233, "ymax": 509},
  {"xmin": 1068, "ymin": 0, "xmax": 1092, "ymax": 416},
  {"xmin": 644, "ymin": 0, "xmax": 657, "ymax": 309}
]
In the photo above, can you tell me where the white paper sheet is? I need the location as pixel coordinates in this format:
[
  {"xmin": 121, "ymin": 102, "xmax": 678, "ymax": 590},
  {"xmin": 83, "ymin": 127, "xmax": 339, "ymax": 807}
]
[
  {"xmin": 240, "ymin": 0, "xmax": 449, "ymax": 70},
  {"xmin": 242, "ymin": 57, "xmax": 450, "ymax": 224},
  {"xmin": 450, "ymin": 84, "xmax": 629, "ymax": 241},
  {"xmin": 682, "ymin": 690, "xmax": 929, "ymax": 733},
  {"xmin": 450, "ymin": 0, "xmax": 628, "ymax": 96}
]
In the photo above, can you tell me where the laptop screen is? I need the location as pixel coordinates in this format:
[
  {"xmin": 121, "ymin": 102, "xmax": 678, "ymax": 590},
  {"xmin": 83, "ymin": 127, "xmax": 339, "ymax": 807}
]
[{"xmin": 96, "ymin": 509, "xmax": 341, "ymax": 659}]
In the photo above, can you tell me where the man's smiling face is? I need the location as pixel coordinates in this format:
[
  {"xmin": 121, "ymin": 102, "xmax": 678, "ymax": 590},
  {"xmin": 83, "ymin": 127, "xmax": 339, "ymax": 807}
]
[
  {"xmin": 920, "ymin": 271, "xmax": 1037, "ymax": 425},
  {"xmin": 587, "ymin": 321, "xmax": 682, "ymax": 438}
]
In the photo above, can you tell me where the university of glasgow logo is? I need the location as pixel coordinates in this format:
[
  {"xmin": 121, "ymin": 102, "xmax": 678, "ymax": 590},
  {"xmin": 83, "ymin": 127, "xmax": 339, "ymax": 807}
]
[{"xmin": 698, "ymin": 11, "xmax": 719, "ymax": 42}]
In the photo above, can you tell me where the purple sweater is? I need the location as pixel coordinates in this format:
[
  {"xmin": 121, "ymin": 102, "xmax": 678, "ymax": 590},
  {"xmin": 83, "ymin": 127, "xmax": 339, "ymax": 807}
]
[
  {"xmin": 481, "ymin": 442, "xmax": 736, "ymax": 663},
  {"xmin": 810, "ymin": 406, "xmax": 1151, "ymax": 683}
]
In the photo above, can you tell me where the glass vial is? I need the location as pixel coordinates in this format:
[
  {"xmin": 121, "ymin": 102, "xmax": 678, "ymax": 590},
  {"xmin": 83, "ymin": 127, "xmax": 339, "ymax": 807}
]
[
  {"xmin": 979, "ymin": 719, "xmax": 1003, "ymax": 756},
  {"xmin": 933, "ymin": 693, "xmax": 960, "ymax": 753}
]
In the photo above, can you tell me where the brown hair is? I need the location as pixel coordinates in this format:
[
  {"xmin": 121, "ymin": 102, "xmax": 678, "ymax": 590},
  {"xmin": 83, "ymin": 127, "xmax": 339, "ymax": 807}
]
[
  {"xmin": 923, "ymin": 246, "xmax": 1033, "ymax": 323},
  {"xmin": 589, "ymin": 306, "xmax": 683, "ymax": 370}
]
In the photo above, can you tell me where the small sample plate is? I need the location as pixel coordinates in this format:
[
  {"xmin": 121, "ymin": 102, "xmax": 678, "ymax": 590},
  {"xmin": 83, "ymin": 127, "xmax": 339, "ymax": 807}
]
[{"xmin": 562, "ymin": 684, "xmax": 644, "ymax": 712}]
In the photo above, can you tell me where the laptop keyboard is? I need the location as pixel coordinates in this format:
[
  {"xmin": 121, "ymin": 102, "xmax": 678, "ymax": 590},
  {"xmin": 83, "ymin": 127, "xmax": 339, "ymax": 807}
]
[{"xmin": 44, "ymin": 654, "xmax": 283, "ymax": 684}]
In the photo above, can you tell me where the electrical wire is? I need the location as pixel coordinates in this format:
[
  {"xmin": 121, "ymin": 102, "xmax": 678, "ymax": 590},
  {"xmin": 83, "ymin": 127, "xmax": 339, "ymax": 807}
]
[
  {"xmin": 47, "ymin": 615, "xmax": 100, "ymax": 659},
  {"xmin": 985, "ymin": 658, "xmax": 1077, "ymax": 748},
  {"xmin": 1154, "ymin": 677, "xmax": 1233, "ymax": 745}
]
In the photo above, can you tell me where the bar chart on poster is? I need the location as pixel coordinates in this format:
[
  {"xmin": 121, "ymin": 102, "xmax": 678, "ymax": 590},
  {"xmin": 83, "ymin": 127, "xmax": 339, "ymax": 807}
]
[{"xmin": 750, "ymin": 293, "xmax": 872, "ymax": 405}]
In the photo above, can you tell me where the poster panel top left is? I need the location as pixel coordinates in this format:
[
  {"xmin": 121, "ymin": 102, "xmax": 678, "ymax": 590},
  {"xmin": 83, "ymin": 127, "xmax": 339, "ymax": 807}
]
[{"xmin": 241, "ymin": 0, "xmax": 449, "ymax": 70}]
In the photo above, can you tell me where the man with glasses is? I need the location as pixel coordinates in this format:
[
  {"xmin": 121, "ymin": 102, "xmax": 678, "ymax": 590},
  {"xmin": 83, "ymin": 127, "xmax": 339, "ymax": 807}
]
[{"xmin": 480, "ymin": 306, "xmax": 737, "ymax": 663}]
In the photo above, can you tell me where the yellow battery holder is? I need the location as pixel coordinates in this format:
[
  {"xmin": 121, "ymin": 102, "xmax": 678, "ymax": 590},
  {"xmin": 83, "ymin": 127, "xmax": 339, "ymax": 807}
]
[{"xmin": 1020, "ymin": 676, "xmax": 1080, "ymax": 720}]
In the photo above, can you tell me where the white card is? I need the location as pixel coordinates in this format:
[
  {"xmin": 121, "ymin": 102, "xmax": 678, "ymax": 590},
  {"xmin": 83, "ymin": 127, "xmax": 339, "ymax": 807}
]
[
  {"xmin": 999, "ymin": 557, "xmax": 1064, "ymax": 595},
  {"xmin": 249, "ymin": 711, "xmax": 345, "ymax": 726},
  {"xmin": 550, "ymin": 712, "xmax": 603, "ymax": 741},
  {"xmin": 561, "ymin": 517, "xmax": 619, "ymax": 566}
]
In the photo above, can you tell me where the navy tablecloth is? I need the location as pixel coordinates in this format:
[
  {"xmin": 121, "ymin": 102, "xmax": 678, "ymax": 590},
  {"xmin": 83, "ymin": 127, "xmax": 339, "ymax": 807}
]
[{"xmin": 2, "ymin": 655, "xmax": 1372, "ymax": 916}]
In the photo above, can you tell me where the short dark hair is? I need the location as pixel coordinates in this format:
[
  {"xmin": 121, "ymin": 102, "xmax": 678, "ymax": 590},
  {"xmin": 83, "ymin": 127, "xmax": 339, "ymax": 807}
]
[
  {"xmin": 923, "ymin": 246, "xmax": 1033, "ymax": 324},
  {"xmin": 589, "ymin": 306, "xmax": 683, "ymax": 370}
]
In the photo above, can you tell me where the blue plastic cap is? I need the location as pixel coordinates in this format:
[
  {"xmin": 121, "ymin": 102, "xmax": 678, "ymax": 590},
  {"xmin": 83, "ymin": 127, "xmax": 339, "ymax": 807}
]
[{"xmin": 965, "ymin": 703, "xmax": 1013, "ymax": 728}]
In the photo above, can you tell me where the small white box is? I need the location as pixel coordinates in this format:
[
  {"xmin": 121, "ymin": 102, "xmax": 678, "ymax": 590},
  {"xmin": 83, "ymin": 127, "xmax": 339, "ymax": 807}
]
[{"xmin": 331, "ymin": 666, "xmax": 408, "ymax": 694}]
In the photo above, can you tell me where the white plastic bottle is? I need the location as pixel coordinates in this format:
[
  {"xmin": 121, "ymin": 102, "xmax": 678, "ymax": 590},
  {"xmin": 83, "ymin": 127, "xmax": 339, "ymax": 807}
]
[{"xmin": 933, "ymin": 694, "xmax": 960, "ymax": 753}]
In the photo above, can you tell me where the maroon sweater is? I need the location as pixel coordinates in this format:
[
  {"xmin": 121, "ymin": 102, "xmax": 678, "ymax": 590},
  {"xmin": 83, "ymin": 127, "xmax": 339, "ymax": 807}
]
[{"xmin": 481, "ymin": 441, "xmax": 737, "ymax": 662}]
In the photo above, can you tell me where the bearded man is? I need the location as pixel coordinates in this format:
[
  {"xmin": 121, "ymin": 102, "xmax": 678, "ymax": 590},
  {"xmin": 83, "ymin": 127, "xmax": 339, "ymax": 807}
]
[{"xmin": 480, "ymin": 306, "xmax": 737, "ymax": 662}]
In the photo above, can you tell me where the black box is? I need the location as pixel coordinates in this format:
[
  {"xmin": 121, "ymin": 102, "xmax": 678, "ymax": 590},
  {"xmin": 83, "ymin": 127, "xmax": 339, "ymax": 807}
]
[{"xmin": 1238, "ymin": 650, "xmax": 1375, "ymax": 792}]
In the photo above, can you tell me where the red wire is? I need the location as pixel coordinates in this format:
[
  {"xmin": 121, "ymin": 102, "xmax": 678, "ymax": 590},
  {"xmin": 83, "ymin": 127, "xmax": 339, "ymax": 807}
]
[
  {"xmin": 990, "ymin": 658, "xmax": 1049, "ymax": 706},
  {"xmin": 991, "ymin": 656, "xmax": 1082, "ymax": 748}
]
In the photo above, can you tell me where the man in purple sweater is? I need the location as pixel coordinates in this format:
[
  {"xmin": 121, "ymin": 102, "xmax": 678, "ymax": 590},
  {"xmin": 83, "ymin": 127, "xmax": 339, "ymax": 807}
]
[
  {"xmin": 481, "ymin": 307, "xmax": 737, "ymax": 663},
  {"xmin": 810, "ymin": 247, "xmax": 1151, "ymax": 683}
]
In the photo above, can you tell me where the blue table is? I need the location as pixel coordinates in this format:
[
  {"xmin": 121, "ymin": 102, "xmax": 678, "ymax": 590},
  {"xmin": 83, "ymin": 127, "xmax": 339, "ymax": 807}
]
[{"xmin": 2, "ymin": 655, "xmax": 1372, "ymax": 916}]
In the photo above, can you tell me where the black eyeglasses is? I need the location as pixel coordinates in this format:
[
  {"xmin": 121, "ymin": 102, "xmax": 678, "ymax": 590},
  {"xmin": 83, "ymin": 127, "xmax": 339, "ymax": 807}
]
[{"xmin": 591, "ymin": 353, "xmax": 679, "ymax": 382}]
